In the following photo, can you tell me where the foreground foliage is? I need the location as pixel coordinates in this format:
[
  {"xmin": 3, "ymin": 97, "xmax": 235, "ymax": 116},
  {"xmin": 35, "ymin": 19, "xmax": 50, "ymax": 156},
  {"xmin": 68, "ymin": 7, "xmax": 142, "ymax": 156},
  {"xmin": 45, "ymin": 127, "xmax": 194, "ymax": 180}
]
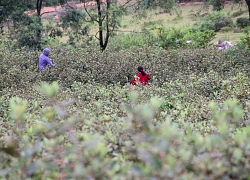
[{"xmin": 0, "ymin": 45, "xmax": 250, "ymax": 179}]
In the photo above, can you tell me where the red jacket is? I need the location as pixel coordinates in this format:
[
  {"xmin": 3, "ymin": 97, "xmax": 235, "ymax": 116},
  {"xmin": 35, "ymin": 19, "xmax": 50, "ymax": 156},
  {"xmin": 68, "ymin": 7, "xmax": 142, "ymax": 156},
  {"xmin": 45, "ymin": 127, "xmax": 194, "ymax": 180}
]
[{"xmin": 131, "ymin": 72, "xmax": 150, "ymax": 85}]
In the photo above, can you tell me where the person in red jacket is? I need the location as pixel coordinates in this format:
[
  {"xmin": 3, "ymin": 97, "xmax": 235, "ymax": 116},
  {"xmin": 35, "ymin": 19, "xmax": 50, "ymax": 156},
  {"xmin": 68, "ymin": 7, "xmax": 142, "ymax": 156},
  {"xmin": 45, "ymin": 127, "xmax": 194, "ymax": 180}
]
[{"xmin": 131, "ymin": 66, "xmax": 150, "ymax": 85}]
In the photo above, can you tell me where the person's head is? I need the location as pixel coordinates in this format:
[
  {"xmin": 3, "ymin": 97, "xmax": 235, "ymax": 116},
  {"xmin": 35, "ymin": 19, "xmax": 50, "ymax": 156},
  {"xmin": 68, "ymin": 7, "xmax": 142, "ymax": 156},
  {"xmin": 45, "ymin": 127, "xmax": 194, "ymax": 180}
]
[
  {"xmin": 138, "ymin": 66, "xmax": 146, "ymax": 76},
  {"xmin": 43, "ymin": 48, "xmax": 51, "ymax": 56},
  {"xmin": 218, "ymin": 39, "xmax": 222, "ymax": 44}
]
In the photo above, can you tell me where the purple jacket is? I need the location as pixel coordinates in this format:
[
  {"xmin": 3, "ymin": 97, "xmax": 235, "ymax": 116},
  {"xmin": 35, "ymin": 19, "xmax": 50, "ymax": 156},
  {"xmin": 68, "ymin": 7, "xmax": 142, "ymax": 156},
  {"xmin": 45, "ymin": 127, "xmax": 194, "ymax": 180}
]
[{"xmin": 38, "ymin": 48, "xmax": 54, "ymax": 71}]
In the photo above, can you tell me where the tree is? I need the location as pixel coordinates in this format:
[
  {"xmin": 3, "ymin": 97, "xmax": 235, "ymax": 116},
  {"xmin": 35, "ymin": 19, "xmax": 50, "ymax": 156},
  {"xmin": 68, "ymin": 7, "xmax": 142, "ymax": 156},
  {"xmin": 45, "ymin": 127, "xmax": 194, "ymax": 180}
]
[
  {"xmin": 81, "ymin": 0, "xmax": 177, "ymax": 51},
  {"xmin": 81, "ymin": 0, "xmax": 128, "ymax": 51},
  {"xmin": 59, "ymin": 4, "xmax": 89, "ymax": 46},
  {"xmin": 209, "ymin": 0, "xmax": 248, "ymax": 14},
  {"xmin": 210, "ymin": 0, "xmax": 225, "ymax": 11},
  {"xmin": 0, "ymin": 0, "xmax": 68, "ymax": 49},
  {"xmin": 246, "ymin": 0, "xmax": 250, "ymax": 20},
  {"xmin": 35, "ymin": 0, "xmax": 68, "ymax": 37},
  {"xmin": 232, "ymin": 0, "xmax": 250, "ymax": 20},
  {"xmin": 1, "ymin": 0, "xmax": 177, "ymax": 50},
  {"xmin": 0, "ymin": 0, "xmax": 68, "ymax": 23},
  {"xmin": 0, "ymin": 0, "xmax": 34, "ymax": 24},
  {"xmin": 0, "ymin": 0, "xmax": 38, "ymax": 47}
]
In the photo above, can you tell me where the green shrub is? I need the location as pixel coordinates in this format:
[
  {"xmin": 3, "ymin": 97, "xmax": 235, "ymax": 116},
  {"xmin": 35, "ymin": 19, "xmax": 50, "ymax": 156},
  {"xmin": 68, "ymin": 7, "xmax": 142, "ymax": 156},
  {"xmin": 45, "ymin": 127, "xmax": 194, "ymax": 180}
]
[
  {"xmin": 154, "ymin": 26, "xmax": 215, "ymax": 49},
  {"xmin": 210, "ymin": 0, "xmax": 224, "ymax": 11},
  {"xmin": 238, "ymin": 28, "xmax": 250, "ymax": 50},
  {"xmin": 232, "ymin": 10, "xmax": 247, "ymax": 17},
  {"xmin": 220, "ymin": 26, "xmax": 232, "ymax": 32},
  {"xmin": 233, "ymin": 27, "xmax": 243, "ymax": 33},
  {"xmin": 198, "ymin": 21, "xmax": 215, "ymax": 31},
  {"xmin": 214, "ymin": 16, "xmax": 233, "ymax": 32},
  {"xmin": 236, "ymin": 17, "xmax": 250, "ymax": 29},
  {"xmin": 8, "ymin": 14, "xmax": 45, "ymax": 50},
  {"xmin": 194, "ymin": 12, "xmax": 234, "ymax": 32},
  {"xmin": 184, "ymin": 30, "xmax": 216, "ymax": 48}
]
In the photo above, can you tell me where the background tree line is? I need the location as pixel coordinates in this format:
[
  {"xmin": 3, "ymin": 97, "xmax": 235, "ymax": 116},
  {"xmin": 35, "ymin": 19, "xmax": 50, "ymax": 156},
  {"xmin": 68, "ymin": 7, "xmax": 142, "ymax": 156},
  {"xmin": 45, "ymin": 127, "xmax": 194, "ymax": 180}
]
[{"xmin": 0, "ymin": 0, "xmax": 249, "ymax": 51}]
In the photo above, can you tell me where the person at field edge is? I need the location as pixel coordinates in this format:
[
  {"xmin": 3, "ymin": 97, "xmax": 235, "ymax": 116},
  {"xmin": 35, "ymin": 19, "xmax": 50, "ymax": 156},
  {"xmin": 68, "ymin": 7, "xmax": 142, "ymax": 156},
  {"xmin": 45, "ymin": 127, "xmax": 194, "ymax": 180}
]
[
  {"xmin": 131, "ymin": 66, "xmax": 150, "ymax": 86},
  {"xmin": 217, "ymin": 39, "xmax": 227, "ymax": 50},
  {"xmin": 38, "ymin": 48, "xmax": 54, "ymax": 72}
]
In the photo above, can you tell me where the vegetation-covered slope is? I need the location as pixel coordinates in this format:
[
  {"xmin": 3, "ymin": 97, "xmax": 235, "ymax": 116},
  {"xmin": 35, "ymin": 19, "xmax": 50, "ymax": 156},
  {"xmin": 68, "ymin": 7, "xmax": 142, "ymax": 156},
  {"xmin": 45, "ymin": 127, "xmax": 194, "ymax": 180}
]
[{"xmin": 0, "ymin": 45, "xmax": 249, "ymax": 179}]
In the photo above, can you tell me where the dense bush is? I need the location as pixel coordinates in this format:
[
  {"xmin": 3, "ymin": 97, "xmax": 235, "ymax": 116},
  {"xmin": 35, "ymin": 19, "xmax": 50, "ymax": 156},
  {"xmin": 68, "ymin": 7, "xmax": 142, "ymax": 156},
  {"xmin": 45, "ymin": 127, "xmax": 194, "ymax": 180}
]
[
  {"xmin": 220, "ymin": 26, "xmax": 232, "ymax": 32},
  {"xmin": 238, "ymin": 28, "xmax": 250, "ymax": 50},
  {"xmin": 0, "ymin": 75, "xmax": 249, "ymax": 179},
  {"xmin": 236, "ymin": 17, "xmax": 250, "ymax": 29},
  {"xmin": 151, "ymin": 26, "xmax": 215, "ymax": 49},
  {"xmin": 233, "ymin": 27, "xmax": 243, "ymax": 33},
  {"xmin": 194, "ymin": 12, "xmax": 234, "ymax": 32},
  {"xmin": 232, "ymin": 10, "xmax": 248, "ymax": 17},
  {"xmin": 7, "ymin": 13, "xmax": 47, "ymax": 50},
  {"xmin": 0, "ymin": 44, "xmax": 250, "ymax": 179},
  {"xmin": 195, "ymin": 20, "xmax": 215, "ymax": 31},
  {"xmin": 1, "ymin": 44, "xmax": 250, "ymax": 90},
  {"xmin": 214, "ymin": 16, "xmax": 233, "ymax": 32}
]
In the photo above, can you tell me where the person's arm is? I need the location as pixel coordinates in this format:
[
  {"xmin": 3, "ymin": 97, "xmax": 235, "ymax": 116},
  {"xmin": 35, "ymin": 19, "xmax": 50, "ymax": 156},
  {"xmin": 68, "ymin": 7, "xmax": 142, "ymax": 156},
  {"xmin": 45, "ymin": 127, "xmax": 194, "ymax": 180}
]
[
  {"xmin": 147, "ymin": 74, "xmax": 151, "ymax": 80},
  {"xmin": 131, "ymin": 74, "xmax": 139, "ymax": 85},
  {"xmin": 46, "ymin": 57, "xmax": 54, "ymax": 67},
  {"xmin": 131, "ymin": 78, "xmax": 136, "ymax": 85}
]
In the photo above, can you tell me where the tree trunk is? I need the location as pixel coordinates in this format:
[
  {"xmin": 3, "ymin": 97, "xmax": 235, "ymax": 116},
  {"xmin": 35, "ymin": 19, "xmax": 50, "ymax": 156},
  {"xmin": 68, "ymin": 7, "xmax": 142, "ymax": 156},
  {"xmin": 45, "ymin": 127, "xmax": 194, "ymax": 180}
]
[
  {"xmin": 97, "ymin": 0, "xmax": 104, "ymax": 51},
  {"xmin": 37, "ymin": 0, "xmax": 43, "ymax": 16},
  {"xmin": 97, "ymin": 0, "xmax": 111, "ymax": 52},
  {"xmin": 103, "ymin": 0, "xmax": 111, "ymax": 51},
  {"xmin": 36, "ymin": 0, "xmax": 43, "ymax": 49},
  {"xmin": 246, "ymin": 0, "xmax": 250, "ymax": 20}
]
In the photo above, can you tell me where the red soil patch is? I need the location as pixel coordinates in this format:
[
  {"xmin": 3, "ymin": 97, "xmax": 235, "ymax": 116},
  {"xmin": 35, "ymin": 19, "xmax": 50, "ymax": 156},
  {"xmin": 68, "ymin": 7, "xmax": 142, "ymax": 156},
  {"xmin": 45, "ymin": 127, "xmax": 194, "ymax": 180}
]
[
  {"xmin": 25, "ymin": 0, "xmax": 106, "ymax": 19},
  {"xmin": 179, "ymin": 2, "xmax": 204, "ymax": 6}
]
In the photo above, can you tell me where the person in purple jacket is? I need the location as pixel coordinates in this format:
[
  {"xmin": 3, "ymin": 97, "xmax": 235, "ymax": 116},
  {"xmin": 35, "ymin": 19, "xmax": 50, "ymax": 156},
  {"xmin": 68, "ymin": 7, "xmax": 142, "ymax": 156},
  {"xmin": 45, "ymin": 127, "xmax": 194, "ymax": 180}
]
[{"xmin": 38, "ymin": 48, "xmax": 54, "ymax": 72}]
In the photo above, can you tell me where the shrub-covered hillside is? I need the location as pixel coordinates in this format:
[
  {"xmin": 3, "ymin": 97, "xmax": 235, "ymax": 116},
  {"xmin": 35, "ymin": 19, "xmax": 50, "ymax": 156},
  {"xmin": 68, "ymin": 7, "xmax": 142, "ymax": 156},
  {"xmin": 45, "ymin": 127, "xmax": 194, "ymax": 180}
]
[{"xmin": 0, "ymin": 45, "xmax": 250, "ymax": 179}]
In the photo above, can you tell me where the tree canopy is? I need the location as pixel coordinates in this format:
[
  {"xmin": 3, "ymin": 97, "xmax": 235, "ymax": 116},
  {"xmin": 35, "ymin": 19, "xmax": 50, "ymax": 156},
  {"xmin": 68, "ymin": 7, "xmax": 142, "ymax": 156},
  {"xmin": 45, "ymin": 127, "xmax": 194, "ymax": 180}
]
[{"xmin": 0, "ymin": 0, "xmax": 32, "ymax": 23}]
